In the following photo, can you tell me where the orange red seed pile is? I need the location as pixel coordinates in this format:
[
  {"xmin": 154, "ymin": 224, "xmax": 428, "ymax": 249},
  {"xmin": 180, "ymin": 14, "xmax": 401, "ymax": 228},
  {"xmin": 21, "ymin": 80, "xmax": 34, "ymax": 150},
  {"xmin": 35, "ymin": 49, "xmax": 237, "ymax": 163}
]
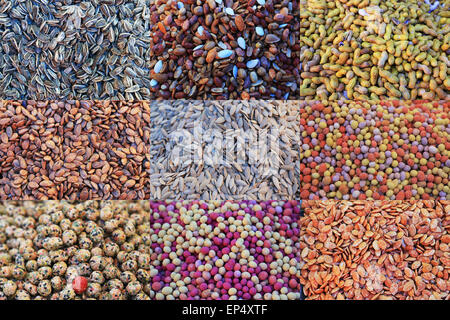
[{"xmin": 299, "ymin": 200, "xmax": 449, "ymax": 300}]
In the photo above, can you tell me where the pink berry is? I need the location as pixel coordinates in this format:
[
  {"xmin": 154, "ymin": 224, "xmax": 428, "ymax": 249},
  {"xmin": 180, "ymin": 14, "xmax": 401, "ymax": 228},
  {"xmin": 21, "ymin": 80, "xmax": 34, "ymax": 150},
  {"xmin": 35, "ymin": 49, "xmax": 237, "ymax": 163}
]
[{"xmin": 200, "ymin": 246, "xmax": 209, "ymax": 255}]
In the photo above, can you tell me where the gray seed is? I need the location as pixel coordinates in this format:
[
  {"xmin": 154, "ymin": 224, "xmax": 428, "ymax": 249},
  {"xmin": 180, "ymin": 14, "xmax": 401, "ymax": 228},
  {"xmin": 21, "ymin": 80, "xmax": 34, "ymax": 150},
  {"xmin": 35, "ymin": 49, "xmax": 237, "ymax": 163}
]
[
  {"xmin": 265, "ymin": 34, "xmax": 280, "ymax": 43},
  {"xmin": 246, "ymin": 59, "xmax": 259, "ymax": 69},
  {"xmin": 150, "ymin": 100, "xmax": 300, "ymax": 200},
  {"xmin": 255, "ymin": 26, "xmax": 265, "ymax": 36},
  {"xmin": 217, "ymin": 50, "xmax": 234, "ymax": 59},
  {"xmin": 225, "ymin": 8, "xmax": 235, "ymax": 15}
]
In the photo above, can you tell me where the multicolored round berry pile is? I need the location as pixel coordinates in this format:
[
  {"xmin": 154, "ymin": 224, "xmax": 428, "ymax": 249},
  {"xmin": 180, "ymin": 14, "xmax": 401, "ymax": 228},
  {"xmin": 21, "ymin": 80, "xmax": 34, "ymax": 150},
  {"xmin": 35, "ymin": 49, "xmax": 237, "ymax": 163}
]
[
  {"xmin": 150, "ymin": 200, "xmax": 301, "ymax": 300},
  {"xmin": 0, "ymin": 201, "xmax": 150, "ymax": 300},
  {"xmin": 300, "ymin": 100, "xmax": 450, "ymax": 200},
  {"xmin": 300, "ymin": 200, "xmax": 450, "ymax": 300}
]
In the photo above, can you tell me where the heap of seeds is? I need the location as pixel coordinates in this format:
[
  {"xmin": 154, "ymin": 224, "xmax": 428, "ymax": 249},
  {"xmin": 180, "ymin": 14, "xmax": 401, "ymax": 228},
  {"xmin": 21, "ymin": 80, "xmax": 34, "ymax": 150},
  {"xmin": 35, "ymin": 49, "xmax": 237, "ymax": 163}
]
[
  {"xmin": 150, "ymin": 200, "xmax": 301, "ymax": 300},
  {"xmin": 150, "ymin": 100, "xmax": 300, "ymax": 199},
  {"xmin": 300, "ymin": 100, "xmax": 450, "ymax": 200},
  {"xmin": 0, "ymin": 100, "xmax": 150, "ymax": 200},
  {"xmin": 0, "ymin": 0, "xmax": 150, "ymax": 100},
  {"xmin": 300, "ymin": 200, "xmax": 449, "ymax": 300},
  {"xmin": 0, "ymin": 201, "xmax": 150, "ymax": 300},
  {"xmin": 150, "ymin": 0, "xmax": 300, "ymax": 99},
  {"xmin": 300, "ymin": 0, "xmax": 449, "ymax": 100}
]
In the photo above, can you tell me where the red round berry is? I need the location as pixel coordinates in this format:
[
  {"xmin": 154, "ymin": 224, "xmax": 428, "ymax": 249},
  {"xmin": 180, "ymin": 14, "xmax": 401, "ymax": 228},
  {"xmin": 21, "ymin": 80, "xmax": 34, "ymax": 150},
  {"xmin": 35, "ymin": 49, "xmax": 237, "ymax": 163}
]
[{"xmin": 72, "ymin": 276, "xmax": 88, "ymax": 294}]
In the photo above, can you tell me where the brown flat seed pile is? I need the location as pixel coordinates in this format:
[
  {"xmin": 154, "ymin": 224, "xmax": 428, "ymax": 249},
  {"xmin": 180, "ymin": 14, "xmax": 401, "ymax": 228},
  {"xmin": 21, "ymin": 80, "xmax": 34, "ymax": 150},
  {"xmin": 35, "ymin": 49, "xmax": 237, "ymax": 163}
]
[
  {"xmin": 150, "ymin": 100, "xmax": 300, "ymax": 199},
  {"xmin": 300, "ymin": 200, "xmax": 450, "ymax": 300},
  {"xmin": 0, "ymin": 201, "xmax": 150, "ymax": 300},
  {"xmin": 0, "ymin": 101, "xmax": 150, "ymax": 200},
  {"xmin": 0, "ymin": 0, "xmax": 150, "ymax": 100},
  {"xmin": 150, "ymin": 0, "xmax": 300, "ymax": 99}
]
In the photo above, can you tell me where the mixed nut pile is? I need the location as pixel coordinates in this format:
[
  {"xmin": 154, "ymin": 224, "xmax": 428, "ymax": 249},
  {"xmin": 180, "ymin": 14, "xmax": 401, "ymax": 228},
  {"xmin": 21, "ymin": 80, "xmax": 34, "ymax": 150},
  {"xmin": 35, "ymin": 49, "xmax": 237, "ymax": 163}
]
[
  {"xmin": 300, "ymin": 0, "xmax": 450, "ymax": 100},
  {"xmin": 150, "ymin": 0, "xmax": 300, "ymax": 99},
  {"xmin": 0, "ymin": 201, "xmax": 150, "ymax": 300},
  {"xmin": 300, "ymin": 200, "xmax": 449, "ymax": 300}
]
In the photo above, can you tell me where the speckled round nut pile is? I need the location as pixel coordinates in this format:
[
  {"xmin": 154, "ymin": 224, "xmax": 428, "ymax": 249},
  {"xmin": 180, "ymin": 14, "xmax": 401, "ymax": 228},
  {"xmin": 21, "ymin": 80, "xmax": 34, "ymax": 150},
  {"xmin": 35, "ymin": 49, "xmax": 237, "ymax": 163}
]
[
  {"xmin": 300, "ymin": 200, "xmax": 450, "ymax": 300},
  {"xmin": 150, "ymin": 0, "xmax": 300, "ymax": 99},
  {"xmin": 300, "ymin": 0, "xmax": 450, "ymax": 100},
  {"xmin": 0, "ymin": 100, "xmax": 150, "ymax": 200},
  {"xmin": 0, "ymin": 201, "xmax": 150, "ymax": 300},
  {"xmin": 300, "ymin": 100, "xmax": 450, "ymax": 200},
  {"xmin": 150, "ymin": 200, "xmax": 301, "ymax": 300}
]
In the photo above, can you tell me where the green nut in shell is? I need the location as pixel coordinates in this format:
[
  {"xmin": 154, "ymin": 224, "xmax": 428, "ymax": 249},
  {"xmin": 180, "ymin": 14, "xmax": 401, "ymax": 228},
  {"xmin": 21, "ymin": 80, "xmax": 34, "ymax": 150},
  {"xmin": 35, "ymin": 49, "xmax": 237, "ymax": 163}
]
[{"xmin": 300, "ymin": 0, "xmax": 450, "ymax": 100}]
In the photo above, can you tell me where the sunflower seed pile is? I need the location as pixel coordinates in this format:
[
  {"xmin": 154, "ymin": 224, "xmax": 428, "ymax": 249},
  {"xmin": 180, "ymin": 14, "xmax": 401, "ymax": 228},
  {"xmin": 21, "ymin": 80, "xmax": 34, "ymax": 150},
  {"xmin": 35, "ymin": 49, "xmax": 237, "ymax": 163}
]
[{"xmin": 0, "ymin": 0, "xmax": 150, "ymax": 100}]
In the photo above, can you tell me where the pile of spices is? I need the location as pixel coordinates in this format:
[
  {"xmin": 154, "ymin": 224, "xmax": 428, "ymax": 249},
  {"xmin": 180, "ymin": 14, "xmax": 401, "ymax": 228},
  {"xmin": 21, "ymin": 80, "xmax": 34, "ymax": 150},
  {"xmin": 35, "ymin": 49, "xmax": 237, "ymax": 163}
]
[
  {"xmin": 150, "ymin": 200, "xmax": 301, "ymax": 300},
  {"xmin": 150, "ymin": 0, "xmax": 300, "ymax": 99},
  {"xmin": 0, "ymin": 101, "xmax": 150, "ymax": 200},
  {"xmin": 151, "ymin": 100, "xmax": 300, "ymax": 199},
  {"xmin": 0, "ymin": 0, "xmax": 150, "ymax": 100},
  {"xmin": 300, "ymin": 0, "xmax": 449, "ymax": 100},
  {"xmin": 300, "ymin": 100, "xmax": 450, "ymax": 200},
  {"xmin": 300, "ymin": 200, "xmax": 450, "ymax": 300},
  {"xmin": 0, "ymin": 201, "xmax": 150, "ymax": 300}
]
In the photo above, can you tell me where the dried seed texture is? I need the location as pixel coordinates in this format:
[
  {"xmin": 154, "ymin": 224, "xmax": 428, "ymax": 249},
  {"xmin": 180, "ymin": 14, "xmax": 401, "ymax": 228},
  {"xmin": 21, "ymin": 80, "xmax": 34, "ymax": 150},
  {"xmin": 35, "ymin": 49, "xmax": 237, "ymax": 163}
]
[
  {"xmin": 300, "ymin": 0, "xmax": 450, "ymax": 100},
  {"xmin": 300, "ymin": 200, "xmax": 450, "ymax": 300},
  {"xmin": 0, "ymin": 0, "xmax": 150, "ymax": 100},
  {"xmin": 150, "ymin": 200, "xmax": 301, "ymax": 300},
  {"xmin": 150, "ymin": 0, "xmax": 300, "ymax": 99},
  {"xmin": 300, "ymin": 100, "xmax": 450, "ymax": 200}
]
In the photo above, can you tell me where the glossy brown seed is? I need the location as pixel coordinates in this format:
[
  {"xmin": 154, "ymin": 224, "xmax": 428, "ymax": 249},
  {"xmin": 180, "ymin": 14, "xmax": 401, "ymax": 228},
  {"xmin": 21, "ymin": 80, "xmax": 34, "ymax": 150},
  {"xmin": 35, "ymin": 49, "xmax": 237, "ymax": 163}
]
[{"xmin": 235, "ymin": 15, "xmax": 245, "ymax": 31}]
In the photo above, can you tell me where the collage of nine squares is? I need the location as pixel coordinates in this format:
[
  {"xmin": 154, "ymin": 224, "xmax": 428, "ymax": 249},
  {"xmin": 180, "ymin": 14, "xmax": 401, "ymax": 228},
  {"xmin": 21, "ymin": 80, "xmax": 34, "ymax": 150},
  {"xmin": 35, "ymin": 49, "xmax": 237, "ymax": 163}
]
[{"xmin": 299, "ymin": 0, "xmax": 449, "ymax": 300}]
